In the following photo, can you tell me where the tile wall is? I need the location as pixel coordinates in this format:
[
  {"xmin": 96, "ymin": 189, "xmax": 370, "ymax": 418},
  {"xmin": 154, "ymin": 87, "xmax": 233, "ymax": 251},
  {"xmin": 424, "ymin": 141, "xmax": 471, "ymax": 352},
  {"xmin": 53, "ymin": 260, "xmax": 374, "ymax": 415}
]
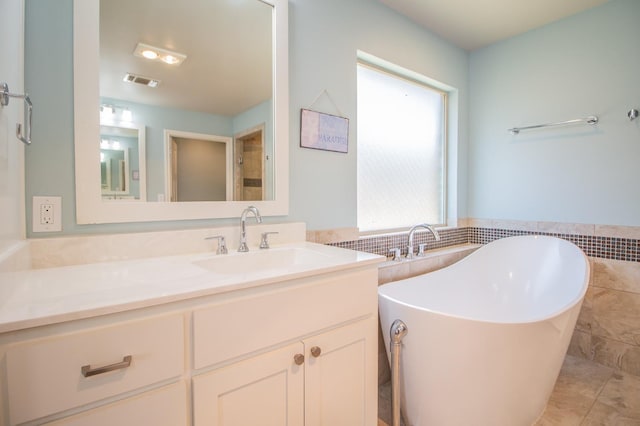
[{"xmin": 314, "ymin": 221, "xmax": 640, "ymax": 380}]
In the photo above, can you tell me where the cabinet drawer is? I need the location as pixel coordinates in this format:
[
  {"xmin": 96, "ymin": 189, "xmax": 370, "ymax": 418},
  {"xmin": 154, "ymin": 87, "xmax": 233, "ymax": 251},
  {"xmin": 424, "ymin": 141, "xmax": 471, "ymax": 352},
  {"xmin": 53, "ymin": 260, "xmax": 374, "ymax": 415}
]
[
  {"xmin": 6, "ymin": 314, "xmax": 184, "ymax": 425},
  {"xmin": 44, "ymin": 382, "xmax": 188, "ymax": 426},
  {"xmin": 193, "ymin": 268, "xmax": 377, "ymax": 369}
]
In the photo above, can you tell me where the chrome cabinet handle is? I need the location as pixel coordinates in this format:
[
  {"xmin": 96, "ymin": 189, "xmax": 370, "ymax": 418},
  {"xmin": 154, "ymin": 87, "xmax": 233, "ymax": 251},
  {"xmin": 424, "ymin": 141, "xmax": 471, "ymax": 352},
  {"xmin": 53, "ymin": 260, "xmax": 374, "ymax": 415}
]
[
  {"xmin": 81, "ymin": 355, "xmax": 132, "ymax": 377},
  {"xmin": 310, "ymin": 346, "xmax": 322, "ymax": 358},
  {"xmin": 293, "ymin": 353, "xmax": 305, "ymax": 365}
]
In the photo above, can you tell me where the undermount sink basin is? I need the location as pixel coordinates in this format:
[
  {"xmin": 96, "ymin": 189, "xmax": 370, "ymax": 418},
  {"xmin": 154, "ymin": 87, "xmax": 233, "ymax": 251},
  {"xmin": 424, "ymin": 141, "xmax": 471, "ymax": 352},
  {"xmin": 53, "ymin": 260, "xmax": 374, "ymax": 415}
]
[{"xmin": 192, "ymin": 246, "xmax": 333, "ymax": 275}]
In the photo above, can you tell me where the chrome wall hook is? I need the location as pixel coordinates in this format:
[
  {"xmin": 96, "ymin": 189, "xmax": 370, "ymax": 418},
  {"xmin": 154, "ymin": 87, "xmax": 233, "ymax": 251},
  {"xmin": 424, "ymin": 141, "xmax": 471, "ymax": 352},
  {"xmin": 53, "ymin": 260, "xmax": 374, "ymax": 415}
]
[
  {"xmin": 628, "ymin": 108, "xmax": 639, "ymax": 121},
  {"xmin": 1, "ymin": 82, "xmax": 32, "ymax": 145}
]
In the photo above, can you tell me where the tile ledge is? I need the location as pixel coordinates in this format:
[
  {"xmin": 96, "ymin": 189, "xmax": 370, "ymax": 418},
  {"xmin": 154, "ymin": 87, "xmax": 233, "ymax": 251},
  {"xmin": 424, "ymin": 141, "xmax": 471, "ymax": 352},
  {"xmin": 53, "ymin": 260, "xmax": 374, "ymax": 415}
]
[{"xmin": 378, "ymin": 243, "xmax": 479, "ymax": 270}]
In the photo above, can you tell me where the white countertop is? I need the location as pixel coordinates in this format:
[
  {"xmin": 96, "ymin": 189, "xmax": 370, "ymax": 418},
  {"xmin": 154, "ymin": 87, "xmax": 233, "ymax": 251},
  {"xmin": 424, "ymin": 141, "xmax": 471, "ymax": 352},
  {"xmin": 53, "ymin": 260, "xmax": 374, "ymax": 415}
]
[{"xmin": 0, "ymin": 243, "xmax": 383, "ymax": 333}]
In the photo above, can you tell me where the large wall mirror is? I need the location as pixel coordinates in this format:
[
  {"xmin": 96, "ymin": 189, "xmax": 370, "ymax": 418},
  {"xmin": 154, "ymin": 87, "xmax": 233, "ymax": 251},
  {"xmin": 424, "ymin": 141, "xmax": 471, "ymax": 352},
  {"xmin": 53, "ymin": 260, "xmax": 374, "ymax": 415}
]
[{"xmin": 74, "ymin": 0, "xmax": 289, "ymax": 224}]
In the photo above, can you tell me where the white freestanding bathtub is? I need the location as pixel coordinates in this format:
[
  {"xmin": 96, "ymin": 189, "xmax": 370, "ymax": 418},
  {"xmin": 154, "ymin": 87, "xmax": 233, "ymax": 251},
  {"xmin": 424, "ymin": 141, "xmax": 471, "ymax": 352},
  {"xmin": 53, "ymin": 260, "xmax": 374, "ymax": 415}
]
[{"xmin": 378, "ymin": 235, "xmax": 590, "ymax": 426}]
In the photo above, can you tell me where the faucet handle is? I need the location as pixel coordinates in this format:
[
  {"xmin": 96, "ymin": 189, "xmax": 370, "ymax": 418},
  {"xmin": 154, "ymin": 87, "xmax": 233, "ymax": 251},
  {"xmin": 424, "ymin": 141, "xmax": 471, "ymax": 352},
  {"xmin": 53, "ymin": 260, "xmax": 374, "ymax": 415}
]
[
  {"xmin": 389, "ymin": 248, "xmax": 402, "ymax": 262},
  {"xmin": 405, "ymin": 245, "xmax": 414, "ymax": 260},
  {"xmin": 417, "ymin": 243, "xmax": 427, "ymax": 257},
  {"xmin": 260, "ymin": 232, "xmax": 279, "ymax": 249},
  {"xmin": 205, "ymin": 235, "xmax": 228, "ymax": 255}
]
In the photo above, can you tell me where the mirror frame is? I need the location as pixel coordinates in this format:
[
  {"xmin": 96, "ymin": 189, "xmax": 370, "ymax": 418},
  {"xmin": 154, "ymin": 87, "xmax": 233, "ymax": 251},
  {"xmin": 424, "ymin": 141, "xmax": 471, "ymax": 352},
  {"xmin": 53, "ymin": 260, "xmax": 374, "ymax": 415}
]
[{"xmin": 73, "ymin": 0, "xmax": 289, "ymax": 224}]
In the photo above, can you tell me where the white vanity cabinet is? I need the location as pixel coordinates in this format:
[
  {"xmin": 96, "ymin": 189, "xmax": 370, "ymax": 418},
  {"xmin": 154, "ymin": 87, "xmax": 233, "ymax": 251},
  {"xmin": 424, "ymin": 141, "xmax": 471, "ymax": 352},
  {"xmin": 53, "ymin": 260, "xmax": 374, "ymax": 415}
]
[
  {"xmin": 0, "ymin": 255, "xmax": 380, "ymax": 426},
  {"xmin": 193, "ymin": 319, "xmax": 375, "ymax": 426},
  {"xmin": 191, "ymin": 267, "xmax": 378, "ymax": 426}
]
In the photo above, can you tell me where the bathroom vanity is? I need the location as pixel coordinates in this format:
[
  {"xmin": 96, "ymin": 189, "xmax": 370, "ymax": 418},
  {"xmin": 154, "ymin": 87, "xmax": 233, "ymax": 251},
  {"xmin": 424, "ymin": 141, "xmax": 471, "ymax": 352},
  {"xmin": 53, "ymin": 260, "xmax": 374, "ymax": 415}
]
[{"xmin": 0, "ymin": 243, "xmax": 383, "ymax": 425}]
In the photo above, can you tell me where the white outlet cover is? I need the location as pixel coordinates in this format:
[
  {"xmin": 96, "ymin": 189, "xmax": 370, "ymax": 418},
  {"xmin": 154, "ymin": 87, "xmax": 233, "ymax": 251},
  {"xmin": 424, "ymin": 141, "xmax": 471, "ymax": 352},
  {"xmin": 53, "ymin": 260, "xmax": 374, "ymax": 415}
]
[{"xmin": 33, "ymin": 196, "xmax": 62, "ymax": 232}]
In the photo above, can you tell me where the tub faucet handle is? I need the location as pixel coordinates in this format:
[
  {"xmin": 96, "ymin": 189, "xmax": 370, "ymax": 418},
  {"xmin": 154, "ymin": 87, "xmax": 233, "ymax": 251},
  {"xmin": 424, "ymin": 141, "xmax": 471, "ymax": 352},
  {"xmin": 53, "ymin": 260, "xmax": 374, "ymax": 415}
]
[
  {"xmin": 418, "ymin": 243, "xmax": 427, "ymax": 257},
  {"xmin": 389, "ymin": 248, "xmax": 402, "ymax": 262}
]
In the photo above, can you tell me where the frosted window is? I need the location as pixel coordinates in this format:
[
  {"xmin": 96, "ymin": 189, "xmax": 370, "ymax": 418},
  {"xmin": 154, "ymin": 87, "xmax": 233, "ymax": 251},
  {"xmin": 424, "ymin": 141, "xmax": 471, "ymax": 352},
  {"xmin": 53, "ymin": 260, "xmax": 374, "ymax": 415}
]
[{"xmin": 357, "ymin": 64, "xmax": 445, "ymax": 232}]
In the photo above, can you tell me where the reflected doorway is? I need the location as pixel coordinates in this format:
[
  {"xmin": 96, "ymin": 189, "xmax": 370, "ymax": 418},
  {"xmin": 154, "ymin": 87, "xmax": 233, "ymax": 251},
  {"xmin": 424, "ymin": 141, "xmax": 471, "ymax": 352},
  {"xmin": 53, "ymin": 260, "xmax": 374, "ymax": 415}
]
[
  {"xmin": 234, "ymin": 125, "xmax": 265, "ymax": 201},
  {"xmin": 165, "ymin": 130, "xmax": 232, "ymax": 202}
]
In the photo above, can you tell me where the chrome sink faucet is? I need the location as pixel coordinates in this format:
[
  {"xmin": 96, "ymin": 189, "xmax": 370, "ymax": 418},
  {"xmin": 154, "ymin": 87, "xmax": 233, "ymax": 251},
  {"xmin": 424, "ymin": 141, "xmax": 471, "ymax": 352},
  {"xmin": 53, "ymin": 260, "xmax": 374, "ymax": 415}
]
[
  {"xmin": 406, "ymin": 223, "xmax": 441, "ymax": 259},
  {"xmin": 238, "ymin": 206, "xmax": 262, "ymax": 252}
]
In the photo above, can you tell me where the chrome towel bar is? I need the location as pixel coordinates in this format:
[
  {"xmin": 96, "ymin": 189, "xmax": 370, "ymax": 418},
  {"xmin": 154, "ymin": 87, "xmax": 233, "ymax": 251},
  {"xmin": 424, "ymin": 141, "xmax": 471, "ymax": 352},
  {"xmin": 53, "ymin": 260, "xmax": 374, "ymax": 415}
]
[
  {"xmin": 1, "ymin": 82, "xmax": 32, "ymax": 145},
  {"xmin": 508, "ymin": 115, "xmax": 598, "ymax": 135}
]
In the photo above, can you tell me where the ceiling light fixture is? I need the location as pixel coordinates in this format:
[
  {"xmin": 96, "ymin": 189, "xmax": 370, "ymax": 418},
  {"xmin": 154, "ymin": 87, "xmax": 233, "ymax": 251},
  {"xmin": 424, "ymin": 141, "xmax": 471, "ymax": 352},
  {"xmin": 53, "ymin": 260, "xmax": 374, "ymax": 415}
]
[
  {"xmin": 133, "ymin": 42, "xmax": 187, "ymax": 66},
  {"xmin": 141, "ymin": 49, "xmax": 158, "ymax": 60}
]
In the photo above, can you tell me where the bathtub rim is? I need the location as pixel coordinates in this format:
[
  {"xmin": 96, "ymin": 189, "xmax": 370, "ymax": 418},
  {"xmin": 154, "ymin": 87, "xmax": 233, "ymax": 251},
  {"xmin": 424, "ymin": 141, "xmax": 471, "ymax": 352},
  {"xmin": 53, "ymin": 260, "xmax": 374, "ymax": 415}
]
[{"xmin": 378, "ymin": 235, "xmax": 590, "ymax": 325}]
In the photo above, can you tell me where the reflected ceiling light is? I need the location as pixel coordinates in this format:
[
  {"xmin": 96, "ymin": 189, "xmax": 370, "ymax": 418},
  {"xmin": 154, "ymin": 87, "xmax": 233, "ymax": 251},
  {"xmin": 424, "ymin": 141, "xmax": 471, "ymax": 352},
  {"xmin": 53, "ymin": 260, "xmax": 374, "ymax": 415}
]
[
  {"xmin": 121, "ymin": 109, "xmax": 133, "ymax": 122},
  {"xmin": 100, "ymin": 105, "xmax": 114, "ymax": 122},
  {"xmin": 133, "ymin": 42, "xmax": 187, "ymax": 66},
  {"xmin": 100, "ymin": 104, "xmax": 135, "ymax": 123}
]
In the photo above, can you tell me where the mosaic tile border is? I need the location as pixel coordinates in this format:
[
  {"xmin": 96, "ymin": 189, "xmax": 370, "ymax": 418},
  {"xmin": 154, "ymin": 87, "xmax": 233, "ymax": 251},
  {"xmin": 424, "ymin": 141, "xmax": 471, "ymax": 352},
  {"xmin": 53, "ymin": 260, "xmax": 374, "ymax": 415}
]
[
  {"xmin": 329, "ymin": 227, "xmax": 640, "ymax": 263},
  {"xmin": 329, "ymin": 227, "xmax": 468, "ymax": 258},
  {"xmin": 469, "ymin": 228, "xmax": 639, "ymax": 262}
]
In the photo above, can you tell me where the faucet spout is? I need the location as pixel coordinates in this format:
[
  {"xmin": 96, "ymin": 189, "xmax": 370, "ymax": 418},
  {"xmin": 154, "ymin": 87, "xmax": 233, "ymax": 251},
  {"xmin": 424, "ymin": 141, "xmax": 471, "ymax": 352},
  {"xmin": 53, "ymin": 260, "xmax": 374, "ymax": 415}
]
[
  {"xmin": 239, "ymin": 206, "xmax": 262, "ymax": 252},
  {"xmin": 406, "ymin": 223, "xmax": 440, "ymax": 259}
]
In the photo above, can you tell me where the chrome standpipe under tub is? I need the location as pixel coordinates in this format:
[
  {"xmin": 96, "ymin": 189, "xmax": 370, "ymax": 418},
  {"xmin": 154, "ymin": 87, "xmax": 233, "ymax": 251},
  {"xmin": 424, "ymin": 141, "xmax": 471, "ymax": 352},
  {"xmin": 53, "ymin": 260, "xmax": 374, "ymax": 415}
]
[{"xmin": 390, "ymin": 319, "xmax": 408, "ymax": 426}]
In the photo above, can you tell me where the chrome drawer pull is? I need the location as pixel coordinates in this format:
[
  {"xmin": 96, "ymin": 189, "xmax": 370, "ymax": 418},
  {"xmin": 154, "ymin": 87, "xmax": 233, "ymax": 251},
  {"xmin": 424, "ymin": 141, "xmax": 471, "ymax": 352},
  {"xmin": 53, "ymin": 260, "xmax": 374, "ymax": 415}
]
[{"xmin": 81, "ymin": 355, "xmax": 132, "ymax": 377}]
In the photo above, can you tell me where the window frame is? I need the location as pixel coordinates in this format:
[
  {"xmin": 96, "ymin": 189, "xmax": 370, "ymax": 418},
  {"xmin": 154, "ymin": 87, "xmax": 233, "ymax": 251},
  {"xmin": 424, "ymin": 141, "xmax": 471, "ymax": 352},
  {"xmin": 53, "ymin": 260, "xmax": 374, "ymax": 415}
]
[{"xmin": 356, "ymin": 59, "xmax": 449, "ymax": 235}]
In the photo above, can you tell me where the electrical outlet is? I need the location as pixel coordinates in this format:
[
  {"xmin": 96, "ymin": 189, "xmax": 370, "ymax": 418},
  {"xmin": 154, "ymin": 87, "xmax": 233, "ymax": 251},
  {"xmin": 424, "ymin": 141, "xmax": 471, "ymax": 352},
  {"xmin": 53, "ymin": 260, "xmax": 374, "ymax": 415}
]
[
  {"xmin": 40, "ymin": 204, "xmax": 54, "ymax": 224},
  {"xmin": 33, "ymin": 196, "xmax": 62, "ymax": 232}
]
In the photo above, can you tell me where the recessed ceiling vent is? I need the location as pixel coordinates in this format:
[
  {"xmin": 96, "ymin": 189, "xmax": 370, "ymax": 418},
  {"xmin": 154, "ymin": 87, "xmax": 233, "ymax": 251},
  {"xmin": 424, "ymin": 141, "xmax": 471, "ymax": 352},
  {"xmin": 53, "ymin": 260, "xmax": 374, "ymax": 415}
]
[{"xmin": 123, "ymin": 73, "xmax": 160, "ymax": 88}]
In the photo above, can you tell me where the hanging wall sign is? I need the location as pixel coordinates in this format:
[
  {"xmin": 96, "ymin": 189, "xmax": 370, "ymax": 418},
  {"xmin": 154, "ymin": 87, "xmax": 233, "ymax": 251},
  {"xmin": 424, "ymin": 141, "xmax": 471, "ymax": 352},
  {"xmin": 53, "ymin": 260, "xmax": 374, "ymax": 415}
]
[{"xmin": 300, "ymin": 109, "xmax": 349, "ymax": 153}]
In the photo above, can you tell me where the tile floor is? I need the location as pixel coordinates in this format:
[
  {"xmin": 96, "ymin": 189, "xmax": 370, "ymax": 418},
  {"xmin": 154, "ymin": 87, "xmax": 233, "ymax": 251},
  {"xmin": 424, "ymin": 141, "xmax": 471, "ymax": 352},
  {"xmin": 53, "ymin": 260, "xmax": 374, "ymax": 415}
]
[{"xmin": 378, "ymin": 355, "xmax": 640, "ymax": 426}]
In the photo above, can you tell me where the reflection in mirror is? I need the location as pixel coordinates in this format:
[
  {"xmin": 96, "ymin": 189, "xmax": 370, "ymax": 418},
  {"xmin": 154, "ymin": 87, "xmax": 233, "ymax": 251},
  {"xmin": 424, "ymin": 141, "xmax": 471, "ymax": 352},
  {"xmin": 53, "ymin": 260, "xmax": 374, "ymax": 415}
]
[
  {"xmin": 234, "ymin": 124, "xmax": 266, "ymax": 201},
  {"xmin": 99, "ymin": 121, "xmax": 147, "ymax": 201},
  {"xmin": 101, "ymin": 148, "xmax": 127, "ymax": 193},
  {"xmin": 164, "ymin": 130, "xmax": 232, "ymax": 202},
  {"xmin": 74, "ymin": 0, "xmax": 289, "ymax": 223},
  {"xmin": 99, "ymin": 0, "xmax": 273, "ymax": 202}
]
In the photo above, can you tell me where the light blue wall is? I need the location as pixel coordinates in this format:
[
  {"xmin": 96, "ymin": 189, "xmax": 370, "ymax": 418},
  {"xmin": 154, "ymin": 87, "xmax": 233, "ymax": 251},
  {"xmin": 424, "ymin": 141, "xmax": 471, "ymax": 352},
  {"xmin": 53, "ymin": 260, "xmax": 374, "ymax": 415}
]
[
  {"xmin": 468, "ymin": 0, "xmax": 640, "ymax": 225},
  {"xmin": 24, "ymin": 0, "xmax": 469, "ymax": 236},
  {"xmin": 287, "ymin": 0, "xmax": 469, "ymax": 229},
  {"xmin": 25, "ymin": 0, "xmax": 76, "ymax": 235}
]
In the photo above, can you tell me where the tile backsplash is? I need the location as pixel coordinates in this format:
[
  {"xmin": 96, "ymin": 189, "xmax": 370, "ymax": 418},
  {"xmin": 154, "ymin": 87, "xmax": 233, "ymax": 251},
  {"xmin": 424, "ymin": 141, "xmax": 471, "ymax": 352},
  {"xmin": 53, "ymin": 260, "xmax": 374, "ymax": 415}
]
[
  {"xmin": 469, "ymin": 227, "xmax": 639, "ymax": 262},
  {"xmin": 327, "ymin": 222, "xmax": 640, "ymax": 263}
]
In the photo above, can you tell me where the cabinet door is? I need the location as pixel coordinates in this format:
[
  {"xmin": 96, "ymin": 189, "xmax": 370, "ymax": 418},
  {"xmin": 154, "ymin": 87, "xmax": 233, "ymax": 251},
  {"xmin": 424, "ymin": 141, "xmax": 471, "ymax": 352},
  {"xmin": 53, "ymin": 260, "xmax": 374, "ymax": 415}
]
[
  {"xmin": 193, "ymin": 342, "xmax": 304, "ymax": 426},
  {"xmin": 304, "ymin": 319, "xmax": 377, "ymax": 426}
]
